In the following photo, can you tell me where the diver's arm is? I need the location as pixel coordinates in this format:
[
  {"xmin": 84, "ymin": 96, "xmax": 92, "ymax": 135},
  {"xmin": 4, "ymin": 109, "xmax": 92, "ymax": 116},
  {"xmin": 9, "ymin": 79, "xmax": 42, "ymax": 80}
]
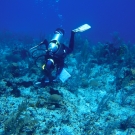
[{"xmin": 56, "ymin": 64, "xmax": 64, "ymax": 76}]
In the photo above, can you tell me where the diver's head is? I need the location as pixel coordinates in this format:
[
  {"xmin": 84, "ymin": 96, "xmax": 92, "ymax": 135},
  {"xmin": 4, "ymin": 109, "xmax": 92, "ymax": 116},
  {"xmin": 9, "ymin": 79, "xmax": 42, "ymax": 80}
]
[{"xmin": 48, "ymin": 28, "xmax": 64, "ymax": 52}]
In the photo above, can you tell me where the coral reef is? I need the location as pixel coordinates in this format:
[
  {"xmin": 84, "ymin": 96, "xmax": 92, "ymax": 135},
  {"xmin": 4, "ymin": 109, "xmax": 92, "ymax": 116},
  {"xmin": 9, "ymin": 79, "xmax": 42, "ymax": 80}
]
[{"xmin": 0, "ymin": 32, "xmax": 135, "ymax": 134}]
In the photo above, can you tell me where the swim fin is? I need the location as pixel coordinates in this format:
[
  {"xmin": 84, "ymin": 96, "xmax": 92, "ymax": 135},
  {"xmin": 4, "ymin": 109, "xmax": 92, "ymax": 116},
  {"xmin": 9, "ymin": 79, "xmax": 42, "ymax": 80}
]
[{"xmin": 72, "ymin": 24, "xmax": 91, "ymax": 32}]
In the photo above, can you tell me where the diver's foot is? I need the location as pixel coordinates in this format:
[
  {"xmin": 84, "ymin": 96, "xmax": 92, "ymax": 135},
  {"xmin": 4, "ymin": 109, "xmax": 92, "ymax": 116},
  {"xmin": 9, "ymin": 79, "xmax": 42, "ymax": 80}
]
[
  {"xmin": 34, "ymin": 82, "xmax": 41, "ymax": 85},
  {"xmin": 34, "ymin": 77, "xmax": 50, "ymax": 86},
  {"xmin": 72, "ymin": 24, "xmax": 91, "ymax": 32}
]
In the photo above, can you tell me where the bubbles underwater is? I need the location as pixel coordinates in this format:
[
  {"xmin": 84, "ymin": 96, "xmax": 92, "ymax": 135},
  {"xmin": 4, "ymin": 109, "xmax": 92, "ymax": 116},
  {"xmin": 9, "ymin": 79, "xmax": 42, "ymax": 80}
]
[{"xmin": 35, "ymin": 0, "xmax": 63, "ymax": 27}]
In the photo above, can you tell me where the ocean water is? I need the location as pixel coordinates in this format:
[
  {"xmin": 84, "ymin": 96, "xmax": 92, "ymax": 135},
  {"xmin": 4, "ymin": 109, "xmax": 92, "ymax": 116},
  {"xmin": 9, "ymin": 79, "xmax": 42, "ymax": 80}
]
[
  {"xmin": 0, "ymin": 0, "xmax": 135, "ymax": 43},
  {"xmin": 1, "ymin": 0, "xmax": 135, "ymax": 135}
]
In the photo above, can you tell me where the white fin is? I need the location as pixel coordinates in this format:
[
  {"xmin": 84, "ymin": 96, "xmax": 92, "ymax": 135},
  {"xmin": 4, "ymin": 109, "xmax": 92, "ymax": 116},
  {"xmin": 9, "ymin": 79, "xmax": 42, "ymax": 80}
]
[{"xmin": 72, "ymin": 24, "xmax": 91, "ymax": 32}]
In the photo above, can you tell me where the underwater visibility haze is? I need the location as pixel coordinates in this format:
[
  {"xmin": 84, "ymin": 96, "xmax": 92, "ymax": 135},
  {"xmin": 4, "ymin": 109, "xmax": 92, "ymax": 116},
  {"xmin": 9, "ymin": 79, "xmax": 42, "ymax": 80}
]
[
  {"xmin": 0, "ymin": 0, "xmax": 135, "ymax": 43},
  {"xmin": 1, "ymin": 0, "xmax": 135, "ymax": 134}
]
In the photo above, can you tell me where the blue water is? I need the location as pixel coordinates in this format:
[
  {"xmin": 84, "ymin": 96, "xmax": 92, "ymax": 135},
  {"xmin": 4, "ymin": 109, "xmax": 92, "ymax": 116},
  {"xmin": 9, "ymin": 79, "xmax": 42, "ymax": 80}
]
[
  {"xmin": 1, "ymin": 1, "xmax": 135, "ymax": 134},
  {"xmin": 0, "ymin": 0, "xmax": 135, "ymax": 44}
]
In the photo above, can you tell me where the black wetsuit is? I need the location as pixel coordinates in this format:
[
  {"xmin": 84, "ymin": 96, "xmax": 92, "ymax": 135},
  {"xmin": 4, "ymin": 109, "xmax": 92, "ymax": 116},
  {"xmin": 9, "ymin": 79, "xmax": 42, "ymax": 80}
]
[{"xmin": 41, "ymin": 31, "xmax": 75, "ymax": 82}]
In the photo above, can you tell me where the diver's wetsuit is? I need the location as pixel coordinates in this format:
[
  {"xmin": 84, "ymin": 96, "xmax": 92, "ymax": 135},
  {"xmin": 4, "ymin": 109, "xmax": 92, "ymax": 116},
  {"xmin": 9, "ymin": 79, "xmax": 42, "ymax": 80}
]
[{"xmin": 42, "ymin": 31, "xmax": 75, "ymax": 83}]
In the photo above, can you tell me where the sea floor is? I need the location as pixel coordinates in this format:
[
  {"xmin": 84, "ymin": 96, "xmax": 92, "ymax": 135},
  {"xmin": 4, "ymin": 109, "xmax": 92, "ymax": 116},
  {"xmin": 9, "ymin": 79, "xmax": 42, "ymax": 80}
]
[{"xmin": 0, "ymin": 37, "xmax": 135, "ymax": 135}]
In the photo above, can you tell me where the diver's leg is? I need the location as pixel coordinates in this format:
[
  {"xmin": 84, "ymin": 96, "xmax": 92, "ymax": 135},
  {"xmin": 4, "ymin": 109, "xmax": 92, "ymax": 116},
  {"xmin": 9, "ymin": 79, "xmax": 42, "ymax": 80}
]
[
  {"xmin": 68, "ymin": 24, "xmax": 91, "ymax": 52},
  {"xmin": 68, "ymin": 31, "xmax": 75, "ymax": 53}
]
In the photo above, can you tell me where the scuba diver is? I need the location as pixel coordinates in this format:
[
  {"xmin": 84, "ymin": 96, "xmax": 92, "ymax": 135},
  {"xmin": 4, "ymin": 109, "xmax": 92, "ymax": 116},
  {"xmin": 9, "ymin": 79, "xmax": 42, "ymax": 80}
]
[{"xmin": 31, "ymin": 24, "xmax": 91, "ymax": 85}]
